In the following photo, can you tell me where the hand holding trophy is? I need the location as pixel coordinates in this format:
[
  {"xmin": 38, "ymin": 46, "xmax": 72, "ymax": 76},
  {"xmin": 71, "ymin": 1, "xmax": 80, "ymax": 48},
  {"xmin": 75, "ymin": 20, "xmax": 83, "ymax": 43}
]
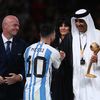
[{"xmin": 85, "ymin": 42, "xmax": 100, "ymax": 78}]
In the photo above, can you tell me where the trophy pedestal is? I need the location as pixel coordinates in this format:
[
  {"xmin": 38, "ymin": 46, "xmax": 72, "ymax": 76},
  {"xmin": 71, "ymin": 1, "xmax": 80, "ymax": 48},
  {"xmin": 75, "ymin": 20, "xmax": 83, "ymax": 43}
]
[{"xmin": 85, "ymin": 74, "xmax": 96, "ymax": 78}]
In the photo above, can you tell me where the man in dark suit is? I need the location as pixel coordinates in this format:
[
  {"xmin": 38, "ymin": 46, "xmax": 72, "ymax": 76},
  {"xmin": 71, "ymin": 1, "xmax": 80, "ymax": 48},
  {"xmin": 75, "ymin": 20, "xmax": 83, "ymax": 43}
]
[{"xmin": 0, "ymin": 15, "xmax": 27, "ymax": 100}]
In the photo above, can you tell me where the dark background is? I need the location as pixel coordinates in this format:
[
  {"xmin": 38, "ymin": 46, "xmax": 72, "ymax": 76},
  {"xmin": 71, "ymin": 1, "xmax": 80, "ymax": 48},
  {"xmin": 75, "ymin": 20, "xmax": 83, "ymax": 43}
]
[{"xmin": 0, "ymin": 0, "xmax": 100, "ymax": 44}]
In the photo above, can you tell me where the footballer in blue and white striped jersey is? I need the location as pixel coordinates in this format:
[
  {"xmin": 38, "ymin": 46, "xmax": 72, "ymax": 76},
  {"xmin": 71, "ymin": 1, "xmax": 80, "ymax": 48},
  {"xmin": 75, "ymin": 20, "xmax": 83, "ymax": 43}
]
[{"xmin": 23, "ymin": 41, "xmax": 61, "ymax": 100}]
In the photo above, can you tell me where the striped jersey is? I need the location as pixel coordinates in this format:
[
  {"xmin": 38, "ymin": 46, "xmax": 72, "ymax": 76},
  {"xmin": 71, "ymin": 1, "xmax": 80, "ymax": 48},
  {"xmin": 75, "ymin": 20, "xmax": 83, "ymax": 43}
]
[{"xmin": 23, "ymin": 41, "xmax": 61, "ymax": 100}]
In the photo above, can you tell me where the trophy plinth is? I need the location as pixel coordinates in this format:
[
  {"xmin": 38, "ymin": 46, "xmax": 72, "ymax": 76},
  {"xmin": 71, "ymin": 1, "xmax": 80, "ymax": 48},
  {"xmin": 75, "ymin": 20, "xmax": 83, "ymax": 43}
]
[
  {"xmin": 85, "ymin": 73, "xmax": 96, "ymax": 78},
  {"xmin": 85, "ymin": 42, "xmax": 100, "ymax": 78}
]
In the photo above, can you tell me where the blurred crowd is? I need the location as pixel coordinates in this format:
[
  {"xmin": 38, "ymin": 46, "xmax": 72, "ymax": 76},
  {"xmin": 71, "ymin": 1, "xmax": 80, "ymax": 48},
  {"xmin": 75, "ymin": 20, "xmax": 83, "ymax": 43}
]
[{"xmin": 0, "ymin": 0, "xmax": 100, "ymax": 44}]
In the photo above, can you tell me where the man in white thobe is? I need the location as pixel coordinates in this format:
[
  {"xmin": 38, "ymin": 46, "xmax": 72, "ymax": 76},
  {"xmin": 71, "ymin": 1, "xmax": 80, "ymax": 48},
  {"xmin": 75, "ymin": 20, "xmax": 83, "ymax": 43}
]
[{"xmin": 71, "ymin": 9, "xmax": 100, "ymax": 100}]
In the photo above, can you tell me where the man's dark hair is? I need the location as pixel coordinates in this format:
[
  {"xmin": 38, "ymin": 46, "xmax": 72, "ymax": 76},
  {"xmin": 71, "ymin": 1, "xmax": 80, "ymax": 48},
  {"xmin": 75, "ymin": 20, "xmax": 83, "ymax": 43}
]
[{"xmin": 40, "ymin": 22, "xmax": 55, "ymax": 37}]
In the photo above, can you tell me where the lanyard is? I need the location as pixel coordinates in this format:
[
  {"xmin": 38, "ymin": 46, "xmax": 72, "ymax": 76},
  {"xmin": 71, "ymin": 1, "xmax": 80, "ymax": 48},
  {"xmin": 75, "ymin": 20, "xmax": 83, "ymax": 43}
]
[
  {"xmin": 79, "ymin": 34, "xmax": 87, "ymax": 65},
  {"xmin": 79, "ymin": 34, "xmax": 87, "ymax": 57}
]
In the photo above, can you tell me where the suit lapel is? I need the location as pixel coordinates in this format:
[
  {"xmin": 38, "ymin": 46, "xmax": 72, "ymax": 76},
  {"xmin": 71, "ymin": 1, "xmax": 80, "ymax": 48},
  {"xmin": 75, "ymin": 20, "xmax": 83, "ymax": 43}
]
[
  {"xmin": 0, "ymin": 35, "xmax": 7, "ymax": 56},
  {"xmin": 11, "ymin": 37, "xmax": 17, "ymax": 56}
]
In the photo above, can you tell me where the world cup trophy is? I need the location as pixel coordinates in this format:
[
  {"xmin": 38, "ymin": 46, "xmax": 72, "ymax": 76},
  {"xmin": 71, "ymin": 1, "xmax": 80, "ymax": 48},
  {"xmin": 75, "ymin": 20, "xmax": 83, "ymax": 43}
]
[{"xmin": 85, "ymin": 42, "xmax": 100, "ymax": 78}]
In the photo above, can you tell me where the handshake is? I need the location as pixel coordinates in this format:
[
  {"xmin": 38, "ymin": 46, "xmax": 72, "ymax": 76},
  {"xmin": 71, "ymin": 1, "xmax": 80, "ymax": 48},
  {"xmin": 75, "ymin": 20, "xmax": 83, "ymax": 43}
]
[{"xmin": 59, "ymin": 50, "xmax": 66, "ymax": 61}]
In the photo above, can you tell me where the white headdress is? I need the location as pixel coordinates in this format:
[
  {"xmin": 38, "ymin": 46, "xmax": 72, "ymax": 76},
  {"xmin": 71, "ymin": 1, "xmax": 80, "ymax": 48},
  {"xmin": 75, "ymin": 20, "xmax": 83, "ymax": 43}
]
[{"xmin": 71, "ymin": 9, "xmax": 95, "ymax": 37}]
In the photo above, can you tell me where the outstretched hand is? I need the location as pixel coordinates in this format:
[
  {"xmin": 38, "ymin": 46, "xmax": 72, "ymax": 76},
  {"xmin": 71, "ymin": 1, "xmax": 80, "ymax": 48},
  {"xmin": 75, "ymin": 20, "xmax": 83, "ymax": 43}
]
[{"xmin": 60, "ymin": 50, "xmax": 66, "ymax": 61}]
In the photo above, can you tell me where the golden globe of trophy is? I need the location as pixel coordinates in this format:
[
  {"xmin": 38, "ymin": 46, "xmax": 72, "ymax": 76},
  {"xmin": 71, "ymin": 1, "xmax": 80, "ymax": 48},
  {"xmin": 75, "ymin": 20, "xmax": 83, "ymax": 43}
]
[{"xmin": 85, "ymin": 42, "xmax": 100, "ymax": 78}]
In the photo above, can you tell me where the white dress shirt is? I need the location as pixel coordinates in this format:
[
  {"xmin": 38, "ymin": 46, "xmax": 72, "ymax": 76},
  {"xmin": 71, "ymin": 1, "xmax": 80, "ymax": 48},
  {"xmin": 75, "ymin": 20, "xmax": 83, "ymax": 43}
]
[{"xmin": 2, "ymin": 33, "xmax": 13, "ymax": 50}]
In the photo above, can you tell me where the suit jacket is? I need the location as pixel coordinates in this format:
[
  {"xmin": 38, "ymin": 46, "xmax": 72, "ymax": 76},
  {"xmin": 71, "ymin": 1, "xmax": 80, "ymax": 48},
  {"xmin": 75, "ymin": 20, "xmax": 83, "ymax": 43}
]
[{"xmin": 0, "ymin": 34, "xmax": 27, "ymax": 99}]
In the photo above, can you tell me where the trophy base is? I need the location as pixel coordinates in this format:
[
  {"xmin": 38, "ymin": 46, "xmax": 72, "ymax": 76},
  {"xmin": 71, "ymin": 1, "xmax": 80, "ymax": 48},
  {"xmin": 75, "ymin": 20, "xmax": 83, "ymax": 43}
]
[{"xmin": 85, "ymin": 74, "xmax": 96, "ymax": 78}]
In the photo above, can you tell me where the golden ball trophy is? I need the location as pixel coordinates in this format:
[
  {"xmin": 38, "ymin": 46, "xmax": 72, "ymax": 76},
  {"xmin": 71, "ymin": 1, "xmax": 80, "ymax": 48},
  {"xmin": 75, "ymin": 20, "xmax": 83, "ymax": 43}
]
[{"xmin": 85, "ymin": 42, "xmax": 100, "ymax": 78}]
